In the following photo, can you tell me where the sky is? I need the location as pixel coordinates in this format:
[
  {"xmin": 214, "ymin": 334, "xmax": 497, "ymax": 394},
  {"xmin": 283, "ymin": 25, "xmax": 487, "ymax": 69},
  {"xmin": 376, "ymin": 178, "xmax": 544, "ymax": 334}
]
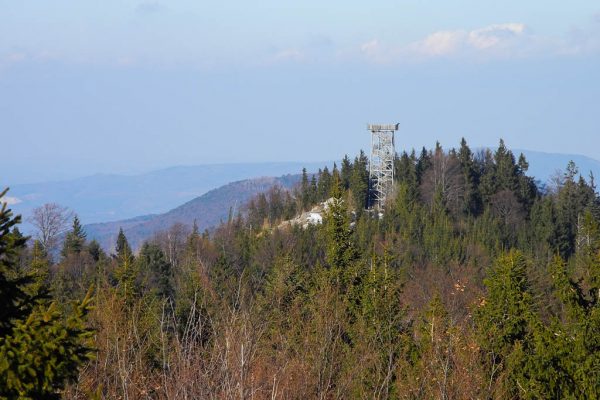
[{"xmin": 1, "ymin": 0, "xmax": 600, "ymax": 184}]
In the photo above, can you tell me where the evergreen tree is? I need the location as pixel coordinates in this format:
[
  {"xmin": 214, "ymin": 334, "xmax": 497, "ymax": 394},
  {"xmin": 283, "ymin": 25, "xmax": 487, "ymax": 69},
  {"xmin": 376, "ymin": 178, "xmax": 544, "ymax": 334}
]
[
  {"xmin": 300, "ymin": 167, "xmax": 310, "ymax": 210},
  {"xmin": 494, "ymin": 139, "xmax": 518, "ymax": 192},
  {"xmin": 114, "ymin": 250, "xmax": 139, "ymax": 307},
  {"xmin": 458, "ymin": 138, "xmax": 482, "ymax": 215},
  {"xmin": 139, "ymin": 242, "xmax": 174, "ymax": 300},
  {"xmin": 28, "ymin": 240, "xmax": 50, "ymax": 297},
  {"xmin": 348, "ymin": 252, "xmax": 408, "ymax": 398},
  {"xmin": 61, "ymin": 215, "xmax": 87, "ymax": 257},
  {"xmin": 317, "ymin": 166, "xmax": 332, "ymax": 201},
  {"xmin": 115, "ymin": 227, "xmax": 133, "ymax": 263},
  {"xmin": 395, "ymin": 151, "xmax": 418, "ymax": 192},
  {"xmin": 0, "ymin": 189, "xmax": 94, "ymax": 399},
  {"xmin": 340, "ymin": 155, "xmax": 352, "ymax": 190},
  {"xmin": 516, "ymin": 153, "xmax": 538, "ymax": 211},
  {"xmin": 416, "ymin": 147, "xmax": 432, "ymax": 184},
  {"xmin": 323, "ymin": 174, "xmax": 357, "ymax": 278},
  {"xmin": 87, "ymin": 239, "xmax": 104, "ymax": 262},
  {"xmin": 309, "ymin": 174, "xmax": 318, "ymax": 205},
  {"xmin": 349, "ymin": 151, "xmax": 369, "ymax": 212},
  {"xmin": 475, "ymin": 250, "xmax": 538, "ymax": 398}
]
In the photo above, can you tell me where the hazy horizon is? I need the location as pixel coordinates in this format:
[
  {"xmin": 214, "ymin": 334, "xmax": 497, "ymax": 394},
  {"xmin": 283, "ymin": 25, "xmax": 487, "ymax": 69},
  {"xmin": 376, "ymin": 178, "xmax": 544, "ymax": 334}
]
[{"xmin": 2, "ymin": 1, "xmax": 600, "ymax": 184}]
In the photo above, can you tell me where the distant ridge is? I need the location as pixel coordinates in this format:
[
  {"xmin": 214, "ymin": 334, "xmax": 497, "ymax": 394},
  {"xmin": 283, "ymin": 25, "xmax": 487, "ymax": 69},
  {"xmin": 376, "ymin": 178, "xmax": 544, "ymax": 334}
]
[
  {"xmin": 7, "ymin": 150, "xmax": 600, "ymax": 243},
  {"xmin": 85, "ymin": 174, "xmax": 301, "ymax": 251},
  {"xmin": 516, "ymin": 149, "xmax": 600, "ymax": 185},
  {"xmin": 7, "ymin": 161, "xmax": 331, "ymax": 233}
]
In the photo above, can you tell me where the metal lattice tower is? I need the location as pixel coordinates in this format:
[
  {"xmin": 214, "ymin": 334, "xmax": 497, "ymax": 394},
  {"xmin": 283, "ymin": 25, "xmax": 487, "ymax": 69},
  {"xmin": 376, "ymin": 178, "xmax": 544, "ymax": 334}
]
[{"xmin": 368, "ymin": 123, "xmax": 398, "ymax": 210}]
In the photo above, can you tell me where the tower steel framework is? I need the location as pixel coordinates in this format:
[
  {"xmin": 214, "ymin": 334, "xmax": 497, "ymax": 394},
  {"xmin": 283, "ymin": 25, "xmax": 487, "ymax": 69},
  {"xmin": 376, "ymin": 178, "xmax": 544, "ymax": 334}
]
[{"xmin": 368, "ymin": 123, "xmax": 398, "ymax": 210}]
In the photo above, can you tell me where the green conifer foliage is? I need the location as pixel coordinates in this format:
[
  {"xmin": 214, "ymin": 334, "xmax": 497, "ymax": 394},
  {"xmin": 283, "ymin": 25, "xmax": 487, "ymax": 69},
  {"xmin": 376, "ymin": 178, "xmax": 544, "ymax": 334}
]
[
  {"xmin": 348, "ymin": 253, "xmax": 407, "ymax": 398},
  {"xmin": 28, "ymin": 240, "xmax": 50, "ymax": 297},
  {"xmin": 115, "ymin": 253, "xmax": 138, "ymax": 306},
  {"xmin": 349, "ymin": 151, "xmax": 369, "ymax": 212},
  {"xmin": 475, "ymin": 250, "xmax": 536, "ymax": 397},
  {"xmin": 138, "ymin": 242, "xmax": 174, "ymax": 300},
  {"xmin": 323, "ymin": 174, "xmax": 357, "ymax": 279},
  {"xmin": 340, "ymin": 155, "xmax": 352, "ymax": 190},
  {"xmin": 87, "ymin": 239, "xmax": 104, "ymax": 262},
  {"xmin": 61, "ymin": 216, "xmax": 87, "ymax": 257},
  {"xmin": 115, "ymin": 227, "xmax": 133, "ymax": 264},
  {"xmin": 458, "ymin": 138, "xmax": 482, "ymax": 216},
  {"xmin": 0, "ymin": 189, "xmax": 94, "ymax": 399},
  {"xmin": 317, "ymin": 166, "xmax": 332, "ymax": 201}
]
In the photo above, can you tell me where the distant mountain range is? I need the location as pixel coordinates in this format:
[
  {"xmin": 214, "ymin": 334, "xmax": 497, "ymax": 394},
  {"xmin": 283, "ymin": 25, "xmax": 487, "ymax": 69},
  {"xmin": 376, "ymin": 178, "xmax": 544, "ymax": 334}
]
[
  {"xmin": 5, "ymin": 161, "xmax": 331, "ymax": 234},
  {"xmin": 85, "ymin": 174, "xmax": 301, "ymax": 251},
  {"xmin": 514, "ymin": 150, "xmax": 600, "ymax": 186}
]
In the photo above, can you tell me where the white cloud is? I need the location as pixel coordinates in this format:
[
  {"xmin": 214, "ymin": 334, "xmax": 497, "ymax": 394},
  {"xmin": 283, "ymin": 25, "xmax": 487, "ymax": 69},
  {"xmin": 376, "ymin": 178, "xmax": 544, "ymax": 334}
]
[
  {"xmin": 467, "ymin": 23, "xmax": 526, "ymax": 50},
  {"xmin": 360, "ymin": 22, "xmax": 541, "ymax": 64},
  {"xmin": 357, "ymin": 16, "xmax": 600, "ymax": 65},
  {"xmin": 360, "ymin": 39, "xmax": 379, "ymax": 54},
  {"xmin": 415, "ymin": 30, "xmax": 464, "ymax": 56},
  {"xmin": 3, "ymin": 196, "xmax": 22, "ymax": 205},
  {"xmin": 262, "ymin": 35, "xmax": 337, "ymax": 65}
]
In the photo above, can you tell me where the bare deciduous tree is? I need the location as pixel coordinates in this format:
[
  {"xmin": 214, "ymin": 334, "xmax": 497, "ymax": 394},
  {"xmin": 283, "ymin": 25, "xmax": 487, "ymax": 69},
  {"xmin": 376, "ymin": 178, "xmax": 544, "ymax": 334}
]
[
  {"xmin": 29, "ymin": 203, "xmax": 73, "ymax": 254},
  {"xmin": 420, "ymin": 149, "xmax": 465, "ymax": 215},
  {"xmin": 154, "ymin": 222, "xmax": 190, "ymax": 268}
]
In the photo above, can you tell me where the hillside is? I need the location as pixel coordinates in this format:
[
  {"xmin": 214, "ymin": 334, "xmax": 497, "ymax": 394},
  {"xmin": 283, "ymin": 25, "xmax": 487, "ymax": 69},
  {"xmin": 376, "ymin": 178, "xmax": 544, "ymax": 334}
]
[
  {"xmin": 7, "ymin": 152, "xmax": 600, "ymax": 238},
  {"xmin": 85, "ymin": 174, "xmax": 300, "ymax": 251},
  {"xmin": 7, "ymin": 161, "xmax": 329, "ymax": 233},
  {"xmin": 4, "ymin": 141, "xmax": 600, "ymax": 398}
]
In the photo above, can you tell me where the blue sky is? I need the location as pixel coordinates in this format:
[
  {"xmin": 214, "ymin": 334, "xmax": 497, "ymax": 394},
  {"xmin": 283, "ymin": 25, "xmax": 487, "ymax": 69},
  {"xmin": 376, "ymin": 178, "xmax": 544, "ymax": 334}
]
[{"xmin": 1, "ymin": 1, "xmax": 600, "ymax": 183}]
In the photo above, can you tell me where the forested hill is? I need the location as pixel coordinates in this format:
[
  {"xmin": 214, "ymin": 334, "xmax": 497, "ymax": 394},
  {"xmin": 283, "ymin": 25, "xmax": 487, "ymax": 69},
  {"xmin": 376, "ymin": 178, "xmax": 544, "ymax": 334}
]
[
  {"xmin": 2, "ymin": 138, "xmax": 600, "ymax": 398},
  {"xmin": 8, "ymin": 161, "xmax": 330, "ymax": 230},
  {"xmin": 84, "ymin": 174, "xmax": 301, "ymax": 251}
]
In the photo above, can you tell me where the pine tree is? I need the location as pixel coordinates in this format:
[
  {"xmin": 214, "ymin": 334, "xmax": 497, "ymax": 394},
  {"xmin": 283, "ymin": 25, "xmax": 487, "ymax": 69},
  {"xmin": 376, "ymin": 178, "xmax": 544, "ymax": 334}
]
[
  {"xmin": 300, "ymin": 167, "xmax": 310, "ymax": 210},
  {"xmin": 317, "ymin": 166, "xmax": 332, "ymax": 201},
  {"xmin": 115, "ymin": 227, "xmax": 133, "ymax": 263},
  {"xmin": 323, "ymin": 173, "xmax": 357, "ymax": 279},
  {"xmin": 416, "ymin": 147, "xmax": 432, "ymax": 184},
  {"xmin": 138, "ymin": 242, "xmax": 174, "ymax": 300},
  {"xmin": 87, "ymin": 239, "xmax": 104, "ymax": 262},
  {"xmin": 458, "ymin": 138, "xmax": 482, "ymax": 215},
  {"xmin": 348, "ymin": 252, "xmax": 408, "ymax": 398},
  {"xmin": 341, "ymin": 155, "xmax": 352, "ymax": 190},
  {"xmin": 478, "ymin": 148, "xmax": 498, "ymax": 205},
  {"xmin": 61, "ymin": 215, "xmax": 87, "ymax": 257},
  {"xmin": 309, "ymin": 174, "xmax": 318, "ymax": 205},
  {"xmin": 0, "ymin": 188, "xmax": 94, "ymax": 399},
  {"xmin": 349, "ymin": 151, "xmax": 369, "ymax": 212},
  {"xmin": 475, "ymin": 250, "xmax": 538, "ymax": 398},
  {"xmin": 28, "ymin": 240, "xmax": 50, "ymax": 297},
  {"xmin": 494, "ymin": 139, "xmax": 518, "ymax": 192}
]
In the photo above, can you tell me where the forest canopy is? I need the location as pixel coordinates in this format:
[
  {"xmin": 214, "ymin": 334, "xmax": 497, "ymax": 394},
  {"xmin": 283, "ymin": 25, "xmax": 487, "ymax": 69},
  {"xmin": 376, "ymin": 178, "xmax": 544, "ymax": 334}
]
[{"xmin": 1, "ymin": 139, "xmax": 599, "ymax": 399}]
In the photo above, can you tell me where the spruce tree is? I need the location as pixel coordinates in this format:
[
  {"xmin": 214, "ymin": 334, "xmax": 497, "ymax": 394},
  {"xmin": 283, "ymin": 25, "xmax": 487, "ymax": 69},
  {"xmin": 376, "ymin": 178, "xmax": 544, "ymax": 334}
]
[
  {"xmin": 61, "ymin": 215, "xmax": 87, "ymax": 257},
  {"xmin": 458, "ymin": 138, "xmax": 482, "ymax": 215},
  {"xmin": 0, "ymin": 189, "xmax": 94, "ymax": 399},
  {"xmin": 139, "ymin": 242, "xmax": 174, "ymax": 300},
  {"xmin": 115, "ymin": 227, "xmax": 133, "ymax": 263},
  {"xmin": 475, "ymin": 250, "xmax": 538, "ymax": 398},
  {"xmin": 340, "ymin": 155, "xmax": 352, "ymax": 190},
  {"xmin": 300, "ymin": 167, "xmax": 310, "ymax": 210},
  {"xmin": 349, "ymin": 151, "xmax": 369, "ymax": 212}
]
